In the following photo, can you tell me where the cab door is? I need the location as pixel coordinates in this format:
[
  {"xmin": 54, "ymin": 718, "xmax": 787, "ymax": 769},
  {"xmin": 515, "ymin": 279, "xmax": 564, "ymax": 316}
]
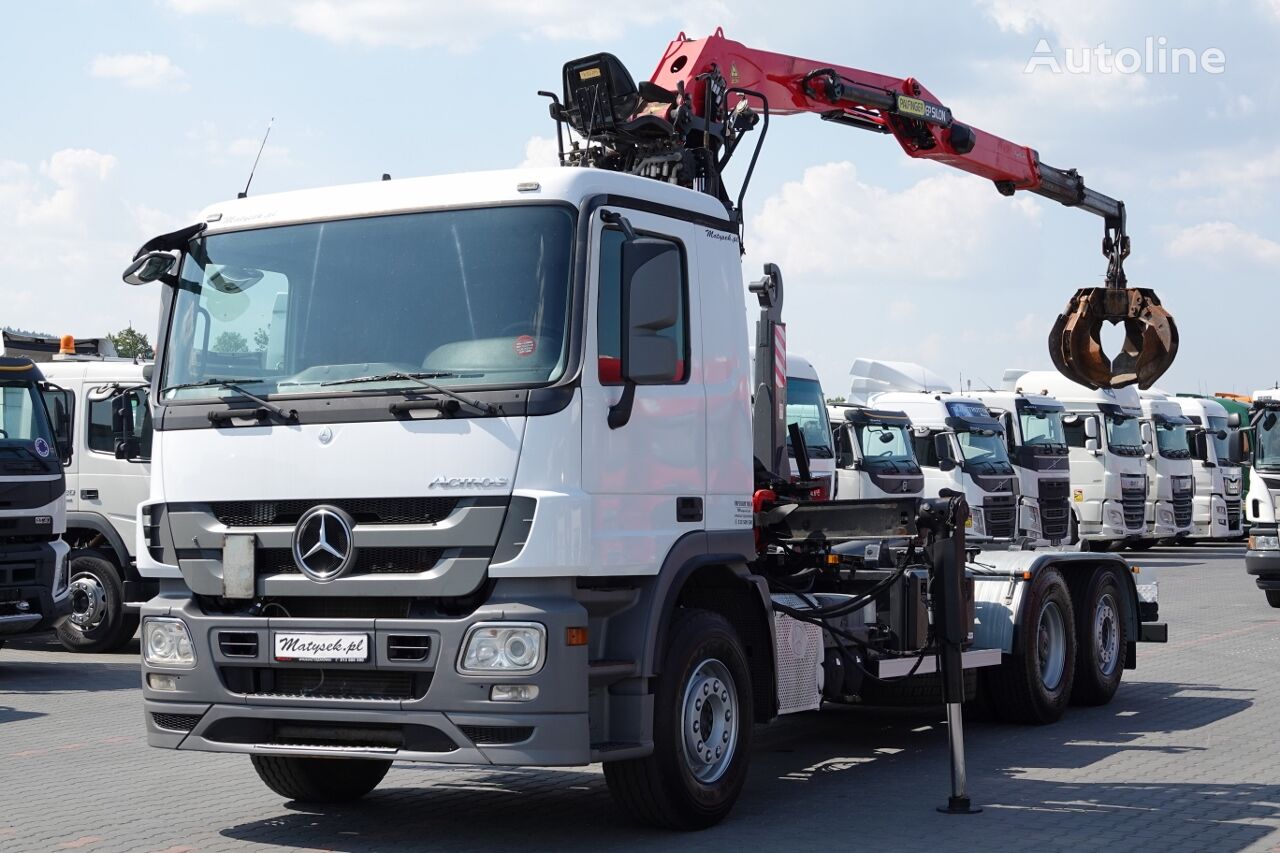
[
  {"xmin": 77, "ymin": 385, "xmax": 151, "ymax": 556},
  {"xmin": 580, "ymin": 207, "xmax": 706, "ymax": 574}
]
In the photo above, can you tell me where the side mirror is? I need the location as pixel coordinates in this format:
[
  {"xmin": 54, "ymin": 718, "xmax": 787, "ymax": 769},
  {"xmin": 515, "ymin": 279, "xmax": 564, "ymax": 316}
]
[
  {"xmin": 619, "ymin": 237, "xmax": 681, "ymax": 384},
  {"xmin": 934, "ymin": 434, "xmax": 957, "ymax": 472},
  {"xmin": 1140, "ymin": 421, "xmax": 1153, "ymax": 447},
  {"xmin": 1228, "ymin": 412, "xmax": 1242, "ymax": 428},
  {"xmin": 1227, "ymin": 430, "xmax": 1247, "ymax": 465},
  {"xmin": 1085, "ymin": 437, "xmax": 1099, "ymax": 453},
  {"xmin": 123, "ymin": 251, "xmax": 177, "ymax": 286},
  {"xmin": 1084, "ymin": 416, "xmax": 1099, "ymax": 440},
  {"xmin": 39, "ymin": 384, "xmax": 74, "ymax": 466},
  {"xmin": 1191, "ymin": 430, "xmax": 1209, "ymax": 462},
  {"xmin": 111, "ymin": 390, "xmax": 149, "ymax": 462}
]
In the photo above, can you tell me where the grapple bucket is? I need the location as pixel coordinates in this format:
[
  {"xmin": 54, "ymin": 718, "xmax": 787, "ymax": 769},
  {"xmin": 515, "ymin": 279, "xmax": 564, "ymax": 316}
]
[{"xmin": 1049, "ymin": 286, "xmax": 1178, "ymax": 390}]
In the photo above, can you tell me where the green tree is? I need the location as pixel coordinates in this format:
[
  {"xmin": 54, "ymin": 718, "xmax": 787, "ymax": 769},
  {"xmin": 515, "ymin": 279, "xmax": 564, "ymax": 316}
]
[
  {"xmin": 108, "ymin": 326, "xmax": 154, "ymax": 359},
  {"xmin": 253, "ymin": 327, "xmax": 269, "ymax": 351},
  {"xmin": 212, "ymin": 331, "xmax": 249, "ymax": 353},
  {"xmin": 826, "ymin": 395, "xmax": 846, "ymax": 405}
]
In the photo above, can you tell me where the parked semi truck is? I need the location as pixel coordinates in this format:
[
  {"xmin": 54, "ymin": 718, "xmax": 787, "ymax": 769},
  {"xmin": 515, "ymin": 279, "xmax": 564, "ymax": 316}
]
[
  {"xmin": 40, "ymin": 357, "xmax": 157, "ymax": 651},
  {"xmin": 0, "ymin": 357, "xmax": 72, "ymax": 649},
  {"xmin": 783, "ymin": 355, "xmax": 836, "ymax": 500},
  {"xmin": 1246, "ymin": 389, "xmax": 1280, "ymax": 607},
  {"xmin": 970, "ymin": 383, "xmax": 1071, "ymax": 546},
  {"xmin": 1172, "ymin": 395, "xmax": 1244, "ymax": 541},
  {"xmin": 122, "ymin": 33, "xmax": 1170, "ymax": 828},
  {"xmin": 1005, "ymin": 371, "xmax": 1147, "ymax": 551},
  {"xmin": 827, "ymin": 404, "xmax": 924, "ymax": 500},
  {"xmin": 1129, "ymin": 390, "xmax": 1195, "ymax": 550},
  {"xmin": 848, "ymin": 360, "xmax": 1018, "ymax": 544}
]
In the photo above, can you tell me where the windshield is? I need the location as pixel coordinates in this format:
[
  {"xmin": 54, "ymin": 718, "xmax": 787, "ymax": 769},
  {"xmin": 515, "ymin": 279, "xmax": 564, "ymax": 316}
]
[
  {"xmin": 162, "ymin": 205, "xmax": 576, "ymax": 400},
  {"xmin": 1155, "ymin": 421, "xmax": 1190, "ymax": 458},
  {"xmin": 785, "ymin": 378, "xmax": 833, "ymax": 459},
  {"xmin": 1207, "ymin": 415, "xmax": 1232, "ymax": 464},
  {"xmin": 956, "ymin": 429, "xmax": 1013, "ymax": 471},
  {"xmin": 1105, "ymin": 414, "xmax": 1143, "ymax": 454},
  {"xmin": 0, "ymin": 380, "xmax": 57, "ymax": 469},
  {"xmin": 1257, "ymin": 409, "xmax": 1280, "ymax": 471},
  {"xmin": 1019, "ymin": 409, "xmax": 1066, "ymax": 449},
  {"xmin": 856, "ymin": 422, "xmax": 915, "ymax": 468}
]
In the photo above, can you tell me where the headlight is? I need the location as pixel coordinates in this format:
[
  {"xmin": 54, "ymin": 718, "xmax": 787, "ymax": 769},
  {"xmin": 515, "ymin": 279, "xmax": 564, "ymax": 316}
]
[
  {"xmin": 967, "ymin": 508, "xmax": 984, "ymax": 535},
  {"xmin": 143, "ymin": 618, "xmax": 196, "ymax": 668},
  {"xmin": 1250, "ymin": 535, "xmax": 1280, "ymax": 551},
  {"xmin": 458, "ymin": 623, "xmax": 546, "ymax": 675}
]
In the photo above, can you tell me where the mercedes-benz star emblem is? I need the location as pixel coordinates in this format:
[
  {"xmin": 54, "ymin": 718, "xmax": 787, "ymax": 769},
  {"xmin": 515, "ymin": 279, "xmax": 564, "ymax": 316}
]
[{"xmin": 291, "ymin": 505, "xmax": 357, "ymax": 582}]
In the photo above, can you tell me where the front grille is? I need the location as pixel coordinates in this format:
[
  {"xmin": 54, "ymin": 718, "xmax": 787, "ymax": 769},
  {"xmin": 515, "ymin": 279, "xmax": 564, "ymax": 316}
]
[
  {"xmin": 1227, "ymin": 498, "xmax": 1242, "ymax": 529},
  {"xmin": 1039, "ymin": 479, "xmax": 1071, "ymax": 501},
  {"xmin": 458, "ymin": 724, "xmax": 534, "ymax": 746},
  {"xmin": 0, "ymin": 564, "xmax": 36, "ymax": 585},
  {"xmin": 1173, "ymin": 494, "xmax": 1193, "ymax": 529},
  {"xmin": 1040, "ymin": 500, "xmax": 1071, "ymax": 539},
  {"xmin": 152, "ymin": 712, "xmax": 201, "ymax": 732},
  {"xmin": 983, "ymin": 495, "xmax": 1016, "ymax": 538},
  {"xmin": 220, "ymin": 667, "xmax": 430, "ymax": 701},
  {"xmin": 211, "ymin": 497, "xmax": 459, "ymax": 527},
  {"xmin": 1122, "ymin": 488, "xmax": 1146, "ymax": 530},
  {"xmin": 258, "ymin": 598, "xmax": 412, "ymax": 619},
  {"xmin": 218, "ymin": 632, "xmax": 259, "ymax": 658},
  {"xmin": 256, "ymin": 547, "xmax": 444, "ymax": 576}
]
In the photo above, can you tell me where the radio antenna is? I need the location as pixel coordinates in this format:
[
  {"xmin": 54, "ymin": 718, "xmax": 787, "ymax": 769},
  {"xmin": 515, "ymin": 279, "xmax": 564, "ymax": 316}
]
[{"xmin": 237, "ymin": 117, "xmax": 274, "ymax": 199}]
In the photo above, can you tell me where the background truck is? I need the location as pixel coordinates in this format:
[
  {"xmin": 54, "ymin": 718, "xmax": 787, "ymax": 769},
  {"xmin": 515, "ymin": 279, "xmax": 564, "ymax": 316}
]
[
  {"xmin": 970, "ymin": 384, "xmax": 1072, "ymax": 546},
  {"xmin": 1172, "ymin": 395, "xmax": 1244, "ymax": 541},
  {"xmin": 1130, "ymin": 390, "xmax": 1195, "ymax": 550},
  {"xmin": 121, "ymin": 31, "xmax": 1169, "ymax": 828},
  {"xmin": 827, "ymin": 404, "xmax": 924, "ymax": 500},
  {"xmin": 782, "ymin": 355, "xmax": 836, "ymax": 500},
  {"xmin": 1007, "ymin": 371, "xmax": 1148, "ymax": 551},
  {"xmin": 40, "ymin": 357, "xmax": 156, "ymax": 652},
  {"xmin": 0, "ymin": 357, "xmax": 72, "ymax": 649},
  {"xmin": 848, "ymin": 360, "xmax": 1018, "ymax": 544},
  {"xmin": 1246, "ymin": 389, "xmax": 1280, "ymax": 606}
]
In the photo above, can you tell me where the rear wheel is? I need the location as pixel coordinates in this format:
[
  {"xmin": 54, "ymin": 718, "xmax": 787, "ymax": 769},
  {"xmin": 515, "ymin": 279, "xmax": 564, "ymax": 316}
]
[
  {"xmin": 251, "ymin": 755, "xmax": 391, "ymax": 803},
  {"xmin": 985, "ymin": 567, "xmax": 1077, "ymax": 724},
  {"xmin": 604, "ymin": 608, "xmax": 752, "ymax": 830},
  {"xmin": 55, "ymin": 553, "xmax": 138, "ymax": 653},
  {"xmin": 1266, "ymin": 590, "xmax": 1280, "ymax": 609},
  {"xmin": 1071, "ymin": 567, "xmax": 1127, "ymax": 706}
]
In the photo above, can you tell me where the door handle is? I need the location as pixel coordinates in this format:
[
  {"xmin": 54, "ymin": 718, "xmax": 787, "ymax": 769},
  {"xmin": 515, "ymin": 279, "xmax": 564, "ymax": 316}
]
[{"xmin": 80, "ymin": 489, "xmax": 99, "ymax": 501}]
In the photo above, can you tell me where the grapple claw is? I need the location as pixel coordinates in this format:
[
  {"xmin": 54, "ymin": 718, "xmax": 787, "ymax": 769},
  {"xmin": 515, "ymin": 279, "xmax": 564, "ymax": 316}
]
[{"xmin": 1048, "ymin": 287, "xmax": 1178, "ymax": 390}]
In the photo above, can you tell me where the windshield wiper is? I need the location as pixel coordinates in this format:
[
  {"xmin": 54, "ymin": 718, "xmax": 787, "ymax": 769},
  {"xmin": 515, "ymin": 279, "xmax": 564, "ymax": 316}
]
[
  {"xmin": 162, "ymin": 378, "xmax": 296, "ymax": 423},
  {"xmin": 321, "ymin": 372, "xmax": 496, "ymax": 415}
]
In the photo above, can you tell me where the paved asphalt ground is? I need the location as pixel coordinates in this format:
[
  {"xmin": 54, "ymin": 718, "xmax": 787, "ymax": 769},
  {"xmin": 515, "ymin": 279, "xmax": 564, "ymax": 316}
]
[{"xmin": 2, "ymin": 544, "xmax": 1277, "ymax": 852}]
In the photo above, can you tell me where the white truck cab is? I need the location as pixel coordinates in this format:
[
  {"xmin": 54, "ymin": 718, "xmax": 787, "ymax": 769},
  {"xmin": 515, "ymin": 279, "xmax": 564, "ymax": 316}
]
[
  {"xmin": 40, "ymin": 357, "xmax": 155, "ymax": 651},
  {"xmin": 826, "ymin": 404, "xmax": 924, "ymax": 500},
  {"xmin": 1246, "ymin": 389, "xmax": 1280, "ymax": 606},
  {"xmin": 1134, "ymin": 390, "xmax": 1195, "ymax": 548},
  {"xmin": 849, "ymin": 360, "xmax": 1017, "ymax": 543},
  {"xmin": 1006, "ymin": 371, "xmax": 1147, "ymax": 549},
  {"xmin": 783, "ymin": 356, "xmax": 835, "ymax": 500},
  {"xmin": 970, "ymin": 385, "xmax": 1071, "ymax": 546},
  {"xmin": 1173, "ymin": 396, "xmax": 1244, "ymax": 540}
]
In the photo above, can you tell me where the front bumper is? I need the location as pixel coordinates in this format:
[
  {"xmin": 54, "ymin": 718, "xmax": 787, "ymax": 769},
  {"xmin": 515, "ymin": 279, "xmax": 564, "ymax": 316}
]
[
  {"xmin": 0, "ymin": 540, "xmax": 70, "ymax": 636},
  {"xmin": 1246, "ymin": 549, "xmax": 1280, "ymax": 590},
  {"xmin": 141, "ymin": 590, "xmax": 596, "ymax": 766}
]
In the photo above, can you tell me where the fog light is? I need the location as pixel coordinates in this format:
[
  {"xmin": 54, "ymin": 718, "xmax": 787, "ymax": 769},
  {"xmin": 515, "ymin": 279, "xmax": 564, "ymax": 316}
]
[
  {"xmin": 148, "ymin": 673, "xmax": 180, "ymax": 691},
  {"xmin": 458, "ymin": 623, "xmax": 546, "ymax": 674},
  {"xmin": 143, "ymin": 618, "xmax": 196, "ymax": 668},
  {"xmin": 1107, "ymin": 509, "xmax": 1124, "ymax": 526},
  {"xmin": 491, "ymin": 684, "xmax": 539, "ymax": 702}
]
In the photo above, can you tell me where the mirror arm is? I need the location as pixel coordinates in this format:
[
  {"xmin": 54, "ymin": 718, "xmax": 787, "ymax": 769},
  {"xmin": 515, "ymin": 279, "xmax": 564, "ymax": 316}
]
[
  {"xmin": 608, "ymin": 383, "xmax": 636, "ymax": 430},
  {"xmin": 600, "ymin": 209, "xmax": 637, "ymax": 240}
]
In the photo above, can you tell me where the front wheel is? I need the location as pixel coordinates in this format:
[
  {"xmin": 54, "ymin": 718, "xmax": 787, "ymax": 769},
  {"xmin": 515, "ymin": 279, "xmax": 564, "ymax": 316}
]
[
  {"xmin": 604, "ymin": 608, "xmax": 752, "ymax": 830},
  {"xmin": 1071, "ymin": 567, "xmax": 1127, "ymax": 706},
  {"xmin": 55, "ymin": 553, "xmax": 138, "ymax": 653},
  {"xmin": 251, "ymin": 755, "xmax": 391, "ymax": 803},
  {"xmin": 1266, "ymin": 590, "xmax": 1280, "ymax": 609},
  {"xmin": 985, "ymin": 567, "xmax": 1078, "ymax": 724}
]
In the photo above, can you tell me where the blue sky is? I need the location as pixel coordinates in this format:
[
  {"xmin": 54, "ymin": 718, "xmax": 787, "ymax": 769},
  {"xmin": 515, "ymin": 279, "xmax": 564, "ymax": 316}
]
[{"xmin": 1, "ymin": 1, "xmax": 1276, "ymax": 396}]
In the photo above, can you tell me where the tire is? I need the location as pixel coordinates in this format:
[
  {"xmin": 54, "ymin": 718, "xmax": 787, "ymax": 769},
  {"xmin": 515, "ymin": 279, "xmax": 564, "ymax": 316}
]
[
  {"xmin": 250, "ymin": 755, "xmax": 391, "ymax": 803},
  {"xmin": 1266, "ymin": 590, "xmax": 1280, "ymax": 609},
  {"xmin": 1070, "ymin": 567, "xmax": 1127, "ymax": 706},
  {"xmin": 604, "ymin": 608, "xmax": 752, "ymax": 830},
  {"xmin": 984, "ymin": 567, "xmax": 1077, "ymax": 724},
  {"xmin": 55, "ymin": 553, "xmax": 138, "ymax": 653}
]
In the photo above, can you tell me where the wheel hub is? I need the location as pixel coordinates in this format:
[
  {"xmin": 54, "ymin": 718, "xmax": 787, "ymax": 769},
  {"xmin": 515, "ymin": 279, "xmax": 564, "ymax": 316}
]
[
  {"xmin": 68, "ymin": 574, "xmax": 107, "ymax": 630},
  {"xmin": 1094, "ymin": 593, "xmax": 1119, "ymax": 676},
  {"xmin": 1037, "ymin": 600, "xmax": 1067, "ymax": 691},
  {"xmin": 680, "ymin": 659, "xmax": 739, "ymax": 784}
]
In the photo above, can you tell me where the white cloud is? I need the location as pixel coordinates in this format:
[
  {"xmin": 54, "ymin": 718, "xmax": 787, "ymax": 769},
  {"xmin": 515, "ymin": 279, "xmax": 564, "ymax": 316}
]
[
  {"xmin": 518, "ymin": 136, "xmax": 562, "ymax": 169},
  {"xmin": 90, "ymin": 52, "xmax": 189, "ymax": 90},
  {"xmin": 749, "ymin": 161, "xmax": 1041, "ymax": 280},
  {"xmin": 165, "ymin": 0, "xmax": 732, "ymax": 50},
  {"xmin": 1165, "ymin": 222, "xmax": 1280, "ymax": 264},
  {"xmin": 16, "ymin": 149, "xmax": 118, "ymax": 227}
]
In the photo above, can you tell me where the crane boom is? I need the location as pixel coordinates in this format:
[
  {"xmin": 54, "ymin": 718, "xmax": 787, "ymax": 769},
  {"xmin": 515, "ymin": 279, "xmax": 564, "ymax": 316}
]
[{"xmin": 544, "ymin": 29, "xmax": 1178, "ymax": 390}]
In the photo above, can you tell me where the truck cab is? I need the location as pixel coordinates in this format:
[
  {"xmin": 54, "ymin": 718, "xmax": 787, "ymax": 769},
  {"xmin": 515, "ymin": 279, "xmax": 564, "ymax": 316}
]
[
  {"xmin": 1173, "ymin": 395, "xmax": 1244, "ymax": 540},
  {"xmin": 1006, "ymin": 371, "xmax": 1148, "ymax": 550},
  {"xmin": 849, "ymin": 360, "xmax": 1017, "ymax": 543},
  {"xmin": 0, "ymin": 357, "xmax": 71, "ymax": 646},
  {"xmin": 826, "ymin": 404, "xmax": 923, "ymax": 500},
  {"xmin": 1247, "ymin": 389, "xmax": 1280, "ymax": 606},
  {"xmin": 39, "ymin": 357, "xmax": 156, "ymax": 651},
  {"xmin": 970, "ymin": 386, "xmax": 1071, "ymax": 546},
  {"xmin": 783, "ymin": 355, "xmax": 835, "ymax": 500},
  {"xmin": 1134, "ymin": 390, "xmax": 1195, "ymax": 548}
]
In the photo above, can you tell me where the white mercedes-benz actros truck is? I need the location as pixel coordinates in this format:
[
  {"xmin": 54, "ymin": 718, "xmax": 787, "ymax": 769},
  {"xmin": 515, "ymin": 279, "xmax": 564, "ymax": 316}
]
[
  {"xmin": 1005, "ymin": 371, "xmax": 1148, "ymax": 551},
  {"xmin": 1131, "ymin": 390, "xmax": 1195, "ymax": 550},
  {"xmin": 1173, "ymin": 395, "xmax": 1245, "ymax": 541},
  {"xmin": 970, "ymin": 383, "xmax": 1071, "ymax": 546},
  {"xmin": 847, "ymin": 360, "xmax": 1017, "ymax": 544}
]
